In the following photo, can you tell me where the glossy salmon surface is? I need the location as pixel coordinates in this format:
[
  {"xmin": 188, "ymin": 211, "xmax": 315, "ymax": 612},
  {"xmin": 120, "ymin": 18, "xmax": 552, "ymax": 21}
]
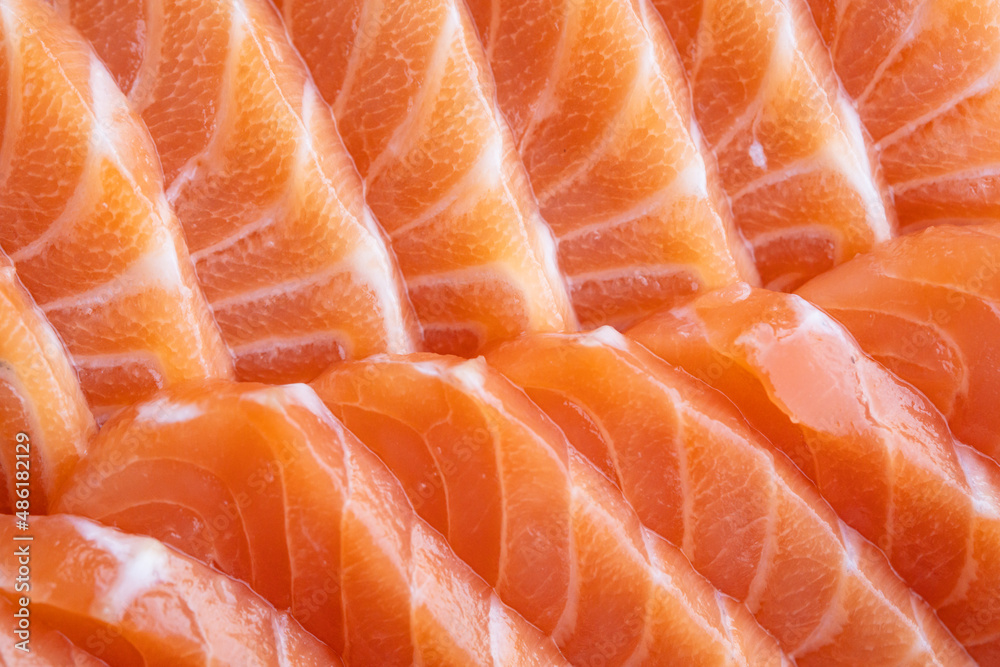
[
  {"xmin": 487, "ymin": 328, "xmax": 971, "ymax": 664},
  {"xmin": 629, "ymin": 284, "xmax": 1000, "ymax": 661},
  {"xmin": 313, "ymin": 354, "xmax": 790, "ymax": 666},
  {"xmin": 0, "ymin": 514, "xmax": 342, "ymax": 666},
  {"xmin": 799, "ymin": 223, "xmax": 1000, "ymax": 464},
  {"xmin": 52, "ymin": 381, "xmax": 570, "ymax": 666}
]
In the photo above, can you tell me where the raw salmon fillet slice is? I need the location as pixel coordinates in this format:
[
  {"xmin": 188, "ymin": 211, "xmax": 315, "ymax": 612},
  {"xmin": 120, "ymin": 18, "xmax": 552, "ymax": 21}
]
[
  {"xmin": 54, "ymin": 0, "xmax": 419, "ymax": 382},
  {"xmin": 0, "ymin": 251, "xmax": 94, "ymax": 513},
  {"xmin": 486, "ymin": 328, "xmax": 972, "ymax": 664},
  {"xmin": 0, "ymin": 514, "xmax": 341, "ymax": 666},
  {"xmin": 807, "ymin": 0, "xmax": 1000, "ymax": 231},
  {"xmin": 652, "ymin": 0, "xmax": 894, "ymax": 290},
  {"xmin": 0, "ymin": 0, "xmax": 233, "ymax": 417},
  {"xmin": 52, "ymin": 381, "xmax": 571, "ymax": 667},
  {"xmin": 629, "ymin": 284, "xmax": 1000, "ymax": 661},
  {"xmin": 465, "ymin": 0, "xmax": 758, "ymax": 329},
  {"xmin": 798, "ymin": 223, "xmax": 1000, "ymax": 465},
  {"xmin": 275, "ymin": 0, "xmax": 575, "ymax": 356},
  {"xmin": 0, "ymin": 596, "xmax": 108, "ymax": 666},
  {"xmin": 312, "ymin": 355, "xmax": 789, "ymax": 667}
]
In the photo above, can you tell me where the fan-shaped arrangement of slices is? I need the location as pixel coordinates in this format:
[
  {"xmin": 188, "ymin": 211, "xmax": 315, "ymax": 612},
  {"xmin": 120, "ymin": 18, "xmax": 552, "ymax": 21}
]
[{"xmin": 1, "ymin": 0, "xmax": 999, "ymax": 663}]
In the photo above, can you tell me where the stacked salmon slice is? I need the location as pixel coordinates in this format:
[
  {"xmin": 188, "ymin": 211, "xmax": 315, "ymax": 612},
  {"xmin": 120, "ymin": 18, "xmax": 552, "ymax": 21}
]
[
  {"xmin": 808, "ymin": 0, "xmax": 1000, "ymax": 231},
  {"xmin": 0, "ymin": 0, "xmax": 235, "ymax": 417},
  {"xmin": 486, "ymin": 329, "xmax": 971, "ymax": 664},
  {"xmin": 277, "ymin": 0, "xmax": 575, "ymax": 356},
  {"xmin": 1, "ymin": 0, "xmax": 1000, "ymax": 663},
  {"xmin": 629, "ymin": 285, "xmax": 1000, "ymax": 661},
  {"xmin": 49, "ymin": 382, "xmax": 569, "ymax": 665},
  {"xmin": 463, "ymin": 0, "xmax": 761, "ymax": 329},
  {"xmin": 63, "ymin": 0, "xmax": 420, "ymax": 383},
  {"xmin": 0, "ymin": 250, "xmax": 93, "ymax": 513},
  {"xmin": 653, "ymin": 0, "xmax": 894, "ymax": 289},
  {"xmin": 798, "ymin": 224, "xmax": 1000, "ymax": 464},
  {"xmin": 310, "ymin": 356, "xmax": 788, "ymax": 665}
]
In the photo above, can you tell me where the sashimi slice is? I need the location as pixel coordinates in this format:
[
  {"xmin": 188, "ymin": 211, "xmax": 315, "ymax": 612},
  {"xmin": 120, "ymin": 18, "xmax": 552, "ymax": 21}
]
[
  {"xmin": 0, "ymin": 0, "xmax": 233, "ymax": 417},
  {"xmin": 54, "ymin": 0, "xmax": 419, "ymax": 382},
  {"xmin": 0, "ymin": 514, "xmax": 340, "ymax": 666},
  {"xmin": 51, "ymin": 381, "xmax": 571, "ymax": 666},
  {"xmin": 651, "ymin": 0, "xmax": 894, "ymax": 290},
  {"xmin": 486, "ymin": 329, "xmax": 972, "ymax": 664},
  {"xmin": 465, "ymin": 0, "xmax": 758, "ymax": 328},
  {"xmin": 275, "ymin": 0, "xmax": 575, "ymax": 356},
  {"xmin": 798, "ymin": 223, "xmax": 1000, "ymax": 465},
  {"xmin": 628, "ymin": 284, "xmax": 1000, "ymax": 662},
  {"xmin": 0, "ymin": 596, "xmax": 108, "ymax": 666},
  {"xmin": 312, "ymin": 355, "xmax": 789, "ymax": 667},
  {"xmin": 806, "ymin": 0, "xmax": 1000, "ymax": 231},
  {"xmin": 0, "ymin": 250, "xmax": 94, "ymax": 514}
]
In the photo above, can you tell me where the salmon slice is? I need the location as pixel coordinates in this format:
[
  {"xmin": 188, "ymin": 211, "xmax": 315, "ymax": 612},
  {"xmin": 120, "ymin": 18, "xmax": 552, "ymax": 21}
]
[
  {"xmin": 54, "ymin": 0, "xmax": 419, "ymax": 382},
  {"xmin": 798, "ymin": 223, "xmax": 1000, "ymax": 465},
  {"xmin": 0, "ymin": 0, "xmax": 233, "ymax": 417},
  {"xmin": 0, "ymin": 514, "xmax": 340, "ymax": 666},
  {"xmin": 0, "ymin": 251, "xmax": 94, "ymax": 514},
  {"xmin": 51, "ymin": 381, "xmax": 570, "ymax": 666},
  {"xmin": 275, "ymin": 0, "xmax": 575, "ymax": 356},
  {"xmin": 312, "ymin": 355, "xmax": 789, "ymax": 667},
  {"xmin": 0, "ymin": 594, "xmax": 107, "ymax": 667},
  {"xmin": 651, "ymin": 0, "xmax": 894, "ymax": 290},
  {"xmin": 806, "ymin": 0, "xmax": 1000, "ymax": 231},
  {"xmin": 486, "ymin": 328, "xmax": 972, "ymax": 664},
  {"xmin": 464, "ymin": 0, "xmax": 758, "ymax": 329},
  {"xmin": 628, "ymin": 284, "xmax": 1000, "ymax": 662},
  {"xmin": 0, "ymin": 596, "xmax": 108, "ymax": 666}
]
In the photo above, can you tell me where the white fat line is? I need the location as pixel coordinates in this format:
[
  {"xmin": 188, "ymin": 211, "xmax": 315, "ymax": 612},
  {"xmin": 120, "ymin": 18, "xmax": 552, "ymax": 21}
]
[
  {"xmin": 134, "ymin": 396, "xmax": 204, "ymax": 424},
  {"xmin": 70, "ymin": 517, "xmax": 170, "ymax": 622},
  {"xmin": 38, "ymin": 231, "xmax": 187, "ymax": 313}
]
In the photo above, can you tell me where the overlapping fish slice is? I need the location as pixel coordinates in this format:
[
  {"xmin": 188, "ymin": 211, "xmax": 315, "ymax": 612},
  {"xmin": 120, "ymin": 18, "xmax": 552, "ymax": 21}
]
[
  {"xmin": 0, "ymin": 250, "xmax": 94, "ymax": 513},
  {"xmin": 0, "ymin": 514, "xmax": 341, "ymax": 666},
  {"xmin": 628, "ymin": 284, "xmax": 1000, "ymax": 662},
  {"xmin": 275, "ymin": 0, "xmax": 575, "ymax": 356},
  {"xmin": 0, "ymin": 0, "xmax": 233, "ymax": 417},
  {"xmin": 806, "ymin": 0, "xmax": 1000, "ymax": 231},
  {"xmin": 798, "ymin": 223, "xmax": 1000, "ymax": 465},
  {"xmin": 0, "ymin": 597, "xmax": 108, "ymax": 666},
  {"xmin": 651, "ymin": 0, "xmax": 894, "ymax": 290},
  {"xmin": 464, "ymin": 0, "xmax": 758, "ymax": 329},
  {"xmin": 486, "ymin": 328, "xmax": 971, "ymax": 664},
  {"xmin": 312, "ymin": 355, "xmax": 789, "ymax": 667},
  {"xmin": 55, "ymin": 0, "xmax": 419, "ymax": 383},
  {"xmin": 51, "ymin": 381, "xmax": 571, "ymax": 666}
]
